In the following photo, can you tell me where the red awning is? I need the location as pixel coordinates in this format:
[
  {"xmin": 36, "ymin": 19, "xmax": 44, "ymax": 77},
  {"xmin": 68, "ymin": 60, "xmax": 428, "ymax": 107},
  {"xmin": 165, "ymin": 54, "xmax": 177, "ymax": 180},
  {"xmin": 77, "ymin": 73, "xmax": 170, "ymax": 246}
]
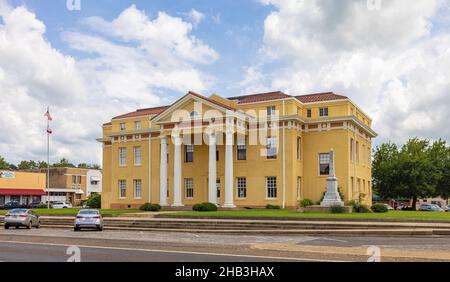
[{"xmin": 0, "ymin": 189, "xmax": 46, "ymax": 196}]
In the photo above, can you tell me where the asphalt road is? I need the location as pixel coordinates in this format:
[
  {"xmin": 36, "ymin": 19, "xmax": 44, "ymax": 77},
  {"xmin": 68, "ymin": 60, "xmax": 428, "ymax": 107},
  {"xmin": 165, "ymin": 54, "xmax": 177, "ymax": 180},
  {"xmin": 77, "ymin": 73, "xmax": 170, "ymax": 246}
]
[{"xmin": 1, "ymin": 228, "xmax": 450, "ymax": 262}]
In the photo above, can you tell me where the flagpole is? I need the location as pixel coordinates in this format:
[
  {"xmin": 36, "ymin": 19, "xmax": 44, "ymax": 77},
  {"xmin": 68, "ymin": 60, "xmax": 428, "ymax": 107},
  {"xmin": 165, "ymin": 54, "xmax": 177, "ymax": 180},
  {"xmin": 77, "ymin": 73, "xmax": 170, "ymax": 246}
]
[{"xmin": 47, "ymin": 106, "xmax": 50, "ymax": 209}]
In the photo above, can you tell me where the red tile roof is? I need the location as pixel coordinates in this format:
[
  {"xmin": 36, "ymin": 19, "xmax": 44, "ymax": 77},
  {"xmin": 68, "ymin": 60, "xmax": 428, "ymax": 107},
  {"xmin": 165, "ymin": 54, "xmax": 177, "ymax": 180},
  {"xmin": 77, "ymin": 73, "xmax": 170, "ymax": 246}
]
[
  {"xmin": 229, "ymin": 91, "xmax": 291, "ymax": 104},
  {"xmin": 112, "ymin": 106, "xmax": 170, "ymax": 120},
  {"xmin": 295, "ymin": 92, "xmax": 348, "ymax": 103},
  {"xmin": 187, "ymin": 91, "xmax": 236, "ymax": 110}
]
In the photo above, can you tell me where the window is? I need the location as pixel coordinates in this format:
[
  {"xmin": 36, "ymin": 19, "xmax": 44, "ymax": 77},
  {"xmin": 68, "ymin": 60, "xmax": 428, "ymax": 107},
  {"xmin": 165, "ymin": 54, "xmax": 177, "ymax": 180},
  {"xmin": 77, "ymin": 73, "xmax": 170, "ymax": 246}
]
[
  {"xmin": 134, "ymin": 146, "xmax": 142, "ymax": 166},
  {"xmin": 362, "ymin": 144, "xmax": 366, "ymax": 165},
  {"xmin": 319, "ymin": 107, "xmax": 329, "ymax": 117},
  {"xmin": 120, "ymin": 123, "xmax": 126, "ymax": 131},
  {"xmin": 319, "ymin": 153, "xmax": 330, "ymax": 175},
  {"xmin": 297, "ymin": 137, "xmax": 302, "ymax": 160},
  {"xmin": 119, "ymin": 180, "xmax": 126, "ymax": 198},
  {"xmin": 350, "ymin": 138, "xmax": 354, "ymax": 161},
  {"xmin": 135, "ymin": 121, "xmax": 141, "ymax": 130},
  {"xmin": 77, "ymin": 175, "xmax": 81, "ymax": 185},
  {"xmin": 355, "ymin": 141, "xmax": 359, "ymax": 164},
  {"xmin": 237, "ymin": 139, "xmax": 247, "ymax": 160},
  {"xmin": 266, "ymin": 137, "xmax": 277, "ymax": 159},
  {"xmin": 190, "ymin": 111, "xmax": 199, "ymax": 117},
  {"xmin": 307, "ymin": 108, "xmax": 312, "ymax": 118},
  {"xmin": 71, "ymin": 175, "xmax": 76, "ymax": 184},
  {"xmin": 216, "ymin": 179, "xmax": 221, "ymax": 198},
  {"xmin": 119, "ymin": 147, "xmax": 126, "ymax": 166},
  {"xmin": 185, "ymin": 178, "xmax": 194, "ymax": 198},
  {"xmin": 133, "ymin": 179, "xmax": 142, "ymax": 199},
  {"xmin": 216, "ymin": 145, "xmax": 219, "ymax": 162},
  {"xmin": 237, "ymin": 177, "xmax": 247, "ymax": 198},
  {"xmin": 185, "ymin": 145, "xmax": 194, "ymax": 163},
  {"xmin": 297, "ymin": 177, "xmax": 301, "ymax": 201},
  {"xmin": 266, "ymin": 177, "xmax": 277, "ymax": 199},
  {"xmin": 267, "ymin": 106, "xmax": 276, "ymax": 116}
]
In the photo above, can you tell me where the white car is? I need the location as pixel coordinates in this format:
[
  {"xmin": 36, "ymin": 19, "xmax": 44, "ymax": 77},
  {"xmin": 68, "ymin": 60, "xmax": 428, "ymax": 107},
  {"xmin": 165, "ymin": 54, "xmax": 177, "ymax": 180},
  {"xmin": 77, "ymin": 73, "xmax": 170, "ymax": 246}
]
[{"xmin": 51, "ymin": 202, "xmax": 73, "ymax": 209}]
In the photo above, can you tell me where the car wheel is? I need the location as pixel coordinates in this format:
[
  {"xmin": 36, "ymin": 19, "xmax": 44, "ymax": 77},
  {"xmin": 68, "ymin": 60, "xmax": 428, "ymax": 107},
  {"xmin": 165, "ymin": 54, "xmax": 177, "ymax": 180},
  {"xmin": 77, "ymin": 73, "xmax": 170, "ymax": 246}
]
[
  {"xmin": 74, "ymin": 226, "xmax": 79, "ymax": 231},
  {"xmin": 98, "ymin": 226, "xmax": 103, "ymax": 231},
  {"xmin": 15, "ymin": 226, "xmax": 19, "ymax": 229},
  {"xmin": 4, "ymin": 224, "xmax": 9, "ymax": 230},
  {"xmin": 27, "ymin": 221, "xmax": 32, "ymax": 229},
  {"xmin": 36, "ymin": 221, "xmax": 40, "ymax": 229}
]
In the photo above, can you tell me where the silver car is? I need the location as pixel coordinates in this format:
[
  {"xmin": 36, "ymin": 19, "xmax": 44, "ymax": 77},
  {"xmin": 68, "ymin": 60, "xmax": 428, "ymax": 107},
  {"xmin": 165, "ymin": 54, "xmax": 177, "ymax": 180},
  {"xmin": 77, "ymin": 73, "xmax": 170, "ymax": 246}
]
[
  {"xmin": 74, "ymin": 209, "xmax": 103, "ymax": 231},
  {"xmin": 4, "ymin": 209, "xmax": 40, "ymax": 229}
]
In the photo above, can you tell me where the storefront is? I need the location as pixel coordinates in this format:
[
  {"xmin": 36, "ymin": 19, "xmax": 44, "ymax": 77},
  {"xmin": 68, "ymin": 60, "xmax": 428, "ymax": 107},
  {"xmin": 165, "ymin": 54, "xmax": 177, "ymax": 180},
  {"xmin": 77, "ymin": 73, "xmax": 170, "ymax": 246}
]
[{"xmin": 0, "ymin": 171, "xmax": 47, "ymax": 205}]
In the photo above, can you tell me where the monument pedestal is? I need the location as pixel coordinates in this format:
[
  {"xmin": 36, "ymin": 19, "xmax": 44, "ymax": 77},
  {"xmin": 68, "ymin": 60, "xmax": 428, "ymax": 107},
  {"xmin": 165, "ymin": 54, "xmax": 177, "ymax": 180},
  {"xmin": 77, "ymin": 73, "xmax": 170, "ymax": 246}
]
[{"xmin": 320, "ymin": 148, "xmax": 345, "ymax": 207}]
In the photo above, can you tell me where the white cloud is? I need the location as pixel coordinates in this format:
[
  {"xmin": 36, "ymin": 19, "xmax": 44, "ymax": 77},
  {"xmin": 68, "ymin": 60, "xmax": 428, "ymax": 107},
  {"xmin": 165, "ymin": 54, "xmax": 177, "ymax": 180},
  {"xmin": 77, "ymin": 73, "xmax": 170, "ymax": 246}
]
[
  {"xmin": 187, "ymin": 9, "xmax": 205, "ymax": 27},
  {"xmin": 247, "ymin": 0, "xmax": 450, "ymax": 145},
  {"xmin": 0, "ymin": 3, "xmax": 218, "ymax": 165}
]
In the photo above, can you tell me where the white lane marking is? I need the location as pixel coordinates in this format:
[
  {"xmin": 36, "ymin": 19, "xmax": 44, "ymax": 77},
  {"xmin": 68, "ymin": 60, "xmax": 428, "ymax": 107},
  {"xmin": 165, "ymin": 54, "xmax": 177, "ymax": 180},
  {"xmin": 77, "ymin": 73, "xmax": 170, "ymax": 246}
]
[
  {"xmin": 321, "ymin": 237, "xmax": 348, "ymax": 243},
  {"xmin": 0, "ymin": 240, "xmax": 348, "ymax": 262}
]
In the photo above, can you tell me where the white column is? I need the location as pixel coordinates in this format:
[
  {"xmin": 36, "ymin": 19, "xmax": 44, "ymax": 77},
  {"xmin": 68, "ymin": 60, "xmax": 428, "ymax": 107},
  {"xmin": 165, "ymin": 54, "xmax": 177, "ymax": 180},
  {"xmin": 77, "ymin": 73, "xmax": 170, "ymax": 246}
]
[
  {"xmin": 223, "ymin": 131, "xmax": 236, "ymax": 208},
  {"xmin": 208, "ymin": 133, "xmax": 217, "ymax": 205},
  {"xmin": 159, "ymin": 136, "xmax": 168, "ymax": 206},
  {"xmin": 172, "ymin": 135, "xmax": 183, "ymax": 206}
]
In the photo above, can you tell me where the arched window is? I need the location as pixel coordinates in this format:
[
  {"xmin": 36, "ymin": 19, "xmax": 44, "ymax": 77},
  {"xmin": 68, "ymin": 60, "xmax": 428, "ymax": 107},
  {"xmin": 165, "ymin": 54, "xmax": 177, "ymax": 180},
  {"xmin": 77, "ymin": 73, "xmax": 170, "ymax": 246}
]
[{"xmin": 190, "ymin": 111, "xmax": 199, "ymax": 117}]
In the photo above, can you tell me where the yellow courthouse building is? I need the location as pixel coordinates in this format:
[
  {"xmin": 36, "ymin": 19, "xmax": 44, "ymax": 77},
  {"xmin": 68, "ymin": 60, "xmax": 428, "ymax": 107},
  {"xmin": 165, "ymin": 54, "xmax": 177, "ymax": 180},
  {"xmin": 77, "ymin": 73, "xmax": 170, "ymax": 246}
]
[{"xmin": 98, "ymin": 91, "xmax": 377, "ymax": 209}]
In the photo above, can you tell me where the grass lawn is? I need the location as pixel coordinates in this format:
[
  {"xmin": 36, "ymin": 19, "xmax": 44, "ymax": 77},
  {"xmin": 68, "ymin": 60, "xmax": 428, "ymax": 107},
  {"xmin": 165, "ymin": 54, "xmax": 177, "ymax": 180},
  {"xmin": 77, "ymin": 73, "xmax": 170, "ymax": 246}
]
[
  {"xmin": 0, "ymin": 208, "xmax": 142, "ymax": 216},
  {"xmin": 166, "ymin": 209, "xmax": 450, "ymax": 221}
]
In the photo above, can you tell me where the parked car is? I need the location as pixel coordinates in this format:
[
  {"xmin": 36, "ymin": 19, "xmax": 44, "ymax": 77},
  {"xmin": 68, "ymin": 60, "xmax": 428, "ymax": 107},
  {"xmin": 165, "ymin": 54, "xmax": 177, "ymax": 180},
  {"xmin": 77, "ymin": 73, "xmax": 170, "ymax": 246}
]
[
  {"xmin": 52, "ymin": 202, "xmax": 73, "ymax": 209},
  {"xmin": 4, "ymin": 209, "xmax": 40, "ymax": 229},
  {"xmin": 419, "ymin": 204, "xmax": 444, "ymax": 212},
  {"xmin": 397, "ymin": 205, "xmax": 413, "ymax": 210},
  {"xmin": 0, "ymin": 201, "xmax": 27, "ymax": 210},
  {"xmin": 28, "ymin": 202, "xmax": 44, "ymax": 209},
  {"xmin": 74, "ymin": 209, "xmax": 103, "ymax": 231}
]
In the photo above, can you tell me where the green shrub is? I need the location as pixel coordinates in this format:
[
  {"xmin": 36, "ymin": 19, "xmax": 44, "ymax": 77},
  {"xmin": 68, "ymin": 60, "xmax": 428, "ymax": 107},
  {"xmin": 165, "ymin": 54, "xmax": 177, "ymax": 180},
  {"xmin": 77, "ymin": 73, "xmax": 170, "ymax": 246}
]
[
  {"xmin": 36, "ymin": 203, "xmax": 48, "ymax": 209},
  {"xmin": 299, "ymin": 199, "xmax": 314, "ymax": 208},
  {"xmin": 371, "ymin": 204, "xmax": 388, "ymax": 213},
  {"xmin": 330, "ymin": 204, "xmax": 346, "ymax": 213},
  {"xmin": 192, "ymin": 202, "xmax": 218, "ymax": 212},
  {"xmin": 346, "ymin": 200, "xmax": 372, "ymax": 213},
  {"xmin": 139, "ymin": 203, "xmax": 162, "ymax": 212},
  {"xmin": 265, "ymin": 204, "xmax": 280, "ymax": 209},
  {"xmin": 86, "ymin": 193, "xmax": 101, "ymax": 208}
]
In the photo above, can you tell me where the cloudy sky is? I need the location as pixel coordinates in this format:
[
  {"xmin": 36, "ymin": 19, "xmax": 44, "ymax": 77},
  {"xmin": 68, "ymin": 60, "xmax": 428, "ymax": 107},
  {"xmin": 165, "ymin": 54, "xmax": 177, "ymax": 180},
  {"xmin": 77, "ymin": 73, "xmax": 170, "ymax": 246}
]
[{"xmin": 0, "ymin": 0, "xmax": 449, "ymax": 166}]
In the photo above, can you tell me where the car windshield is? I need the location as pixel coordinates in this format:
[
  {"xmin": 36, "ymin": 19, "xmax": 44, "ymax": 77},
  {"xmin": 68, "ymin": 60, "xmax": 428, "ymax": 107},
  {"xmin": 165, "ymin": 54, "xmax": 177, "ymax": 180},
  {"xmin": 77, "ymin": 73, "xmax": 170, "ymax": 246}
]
[
  {"xmin": 78, "ymin": 210, "xmax": 99, "ymax": 215},
  {"xmin": 9, "ymin": 209, "xmax": 28, "ymax": 214}
]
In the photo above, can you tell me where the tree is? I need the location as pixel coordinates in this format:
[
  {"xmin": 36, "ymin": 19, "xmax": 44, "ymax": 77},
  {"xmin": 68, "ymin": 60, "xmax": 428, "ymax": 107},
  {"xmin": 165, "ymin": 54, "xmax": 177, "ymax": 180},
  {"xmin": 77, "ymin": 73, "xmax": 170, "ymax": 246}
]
[
  {"xmin": 430, "ymin": 140, "xmax": 450, "ymax": 199},
  {"xmin": 37, "ymin": 161, "xmax": 49, "ymax": 169},
  {"xmin": 372, "ymin": 142, "xmax": 400, "ymax": 199},
  {"xmin": 0, "ymin": 156, "xmax": 12, "ymax": 170},
  {"xmin": 52, "ymin": 158, "xmax": 75, "ymax": 168},
  {"xmin": 17, "ymin": 160, "xmax": 38, "ymax": 170},
  {"xmin": 86, "ymin": 193, "xmax": 101, "ymax": 208},
  {"xmin": 373, "ymin": 138, "xmax": 443, "ymax": 210}
]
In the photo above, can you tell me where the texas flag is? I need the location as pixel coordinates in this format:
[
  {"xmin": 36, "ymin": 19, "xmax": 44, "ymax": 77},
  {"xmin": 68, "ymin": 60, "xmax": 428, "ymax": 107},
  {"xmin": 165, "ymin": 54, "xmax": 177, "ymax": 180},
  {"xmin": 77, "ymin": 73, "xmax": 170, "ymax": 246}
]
[{"xmin": 44, "ymin": 107, "xmax": 53, "ymax": 134}]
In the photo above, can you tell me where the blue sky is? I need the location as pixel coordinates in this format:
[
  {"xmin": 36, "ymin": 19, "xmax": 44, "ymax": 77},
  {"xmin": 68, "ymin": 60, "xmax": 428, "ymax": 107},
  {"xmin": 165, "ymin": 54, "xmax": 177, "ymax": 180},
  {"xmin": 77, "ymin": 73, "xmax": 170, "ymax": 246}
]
[{"xmin": 0, "ymin": 0, "xmax": 449, "ymax": 165}]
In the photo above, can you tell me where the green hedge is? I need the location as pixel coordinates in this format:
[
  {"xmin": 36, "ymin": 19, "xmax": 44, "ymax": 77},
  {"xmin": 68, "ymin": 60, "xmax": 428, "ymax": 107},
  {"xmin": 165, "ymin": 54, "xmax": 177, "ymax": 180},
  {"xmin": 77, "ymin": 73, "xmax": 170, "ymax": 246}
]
[
  {"xmin": 330, "ymin": 204, "xmax": 346, "ymax": 213},
  {"xmin": 371, "ymin": 204, "xmax": 388, "ymax": 213},
  {"xmin": 139, "ymin": 203, "xmax": 162, "ymax": 212},
  {"xmin": 265, "ymin": 204, "xmax": 281, "ymax": 209},
  {"xmin": 36, "ymin": 203, "xmax": 48, "ymax": 209},
  {"xmin": 192, "ymin": 202, "xmax": 218, "ymax": 212},
  {"xmin": 299, "ymin": 199, "xmax": 314, "ymax": 208}
]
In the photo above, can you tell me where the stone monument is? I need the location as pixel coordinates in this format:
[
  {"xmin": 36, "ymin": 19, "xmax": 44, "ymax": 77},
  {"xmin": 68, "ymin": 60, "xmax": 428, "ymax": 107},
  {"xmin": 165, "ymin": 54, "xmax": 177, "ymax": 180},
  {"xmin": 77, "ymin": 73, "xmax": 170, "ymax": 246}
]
[{"xmin": 320, "ymin": 148, "xmax": 344, "ymax": 207}]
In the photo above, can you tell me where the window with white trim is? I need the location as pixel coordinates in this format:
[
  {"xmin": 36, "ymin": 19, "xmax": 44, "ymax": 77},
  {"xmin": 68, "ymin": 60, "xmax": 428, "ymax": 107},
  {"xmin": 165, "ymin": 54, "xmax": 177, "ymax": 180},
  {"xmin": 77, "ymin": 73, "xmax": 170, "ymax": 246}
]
[
  {"xmin": 119, "ymin": 147, "xmax": 126, "ymax": 166},
  {"xmin": 319, "ymin": 107, "xmax": 329, "ymax": 117},
  {"xmin": 134, "ymin": 146, "xmax": 142, "ymax": 166},
  {"xmin": 134, "ymin": 121, "xmax": 141, "ymax": 130},
  {"xmin": 307, "ymin": 108, "xmax": 312, "ymax": 118},
  {"xmin": 355, "ymin": 141, "xmax": 359, "ymax": 164},
  {"xmin": 134, "ymin": 179, "xmax": 142, "ymax": 199},
  {"xmin": 319, "ymin": 153, "xmax": 330, "ymax": 175},
  {"xmin": 266, "ymin": 177, "xmax": 277, "ymax": 199},
  {"xmin": 185, "ymin": 144, "xmax": 194, "ymax": 163},
  {"xmin": 267, "ymin": 106, "xmax": 276, "ymax": 116},
  {"xmin": 216, "ymin": 179, "xmax": 221, "ymax": 198},
  {"xmin": 118, "ymin": 180, "xmax": 126, "ymax": 198},
  {"xmin": 297, "ymin": 137, "xmax": 301, "ymax": 160},
  {"xmin": 350, "ymin": 138, "xmax": 354, "ymax": 161},
  {"xmin": 120, "ymin": 123, "xmax": 126, "ymax": 131},
  {"xmin": 237, "ymin": 138, "xmax": 247, "ymax": 160},
  {"xmin": 266, "ymin": 137, "xmax": 277, "ymax": 159},
  {"xmin": 237, "ymin": 177, "xmax": 247, "ymax": 198},
  {"xmin": 185, "ymin": 178, "xmax": 194, "ymax": 198}
]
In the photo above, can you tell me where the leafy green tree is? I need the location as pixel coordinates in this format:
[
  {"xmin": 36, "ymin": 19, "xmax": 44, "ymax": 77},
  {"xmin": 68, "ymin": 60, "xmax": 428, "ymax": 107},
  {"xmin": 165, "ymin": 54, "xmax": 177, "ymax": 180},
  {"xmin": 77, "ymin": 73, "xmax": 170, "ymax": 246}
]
[
  {"xmin": 86, "ymin": 193, "xmax": 101, "ymax": 208},
  {"xmin": 0, "ymin": 156, "xmax": 12, "ymax": 170},
  {"xmin": 372, "ymin": 142, "xmax": 400, "ymax": 199},
  {"xmin": 17, "ymin": 160, "xmax": 38, "ymax": 170},
  {"xmin": 37, "ymin": 161, "xmax": 49, "ymax": 169},
  {"xmin": 430, "ymin": 140, "xmax": 450, "ymax": 200},
  {"xmin": 77, "ymin": 163, "xmax": 88, "ymax": 168},
  {"xmin": 52, "ymin": 158, "xmax": 75, "ymax": 168}
]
